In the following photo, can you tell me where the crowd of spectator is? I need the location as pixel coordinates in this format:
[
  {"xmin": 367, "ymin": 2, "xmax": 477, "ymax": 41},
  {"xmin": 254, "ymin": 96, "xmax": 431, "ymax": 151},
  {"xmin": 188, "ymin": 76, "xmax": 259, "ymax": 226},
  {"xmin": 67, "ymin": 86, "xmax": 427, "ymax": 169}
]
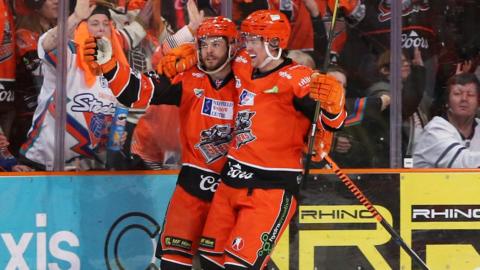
[{"xmin": 1, "ymin": 0, "xmax": 479, "ymax": 171}]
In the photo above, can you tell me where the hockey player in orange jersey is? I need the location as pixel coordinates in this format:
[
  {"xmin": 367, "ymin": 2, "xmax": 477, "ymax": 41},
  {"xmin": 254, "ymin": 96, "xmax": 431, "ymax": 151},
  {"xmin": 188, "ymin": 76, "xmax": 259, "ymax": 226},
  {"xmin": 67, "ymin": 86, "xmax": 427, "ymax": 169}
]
[
  {"xmin": 84, "ymin": 16, "xmax": 239, "ymax": 270},
  {"xmin": 196, "ymin": 10, "xmax": 347, "ymax": 270}
]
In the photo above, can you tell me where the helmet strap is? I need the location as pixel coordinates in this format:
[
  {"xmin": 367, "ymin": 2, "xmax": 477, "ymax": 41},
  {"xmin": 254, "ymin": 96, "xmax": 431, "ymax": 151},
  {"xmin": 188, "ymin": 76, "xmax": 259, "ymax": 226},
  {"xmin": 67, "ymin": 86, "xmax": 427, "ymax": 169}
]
[{"xmin": 257, "ymin": 41, "xmax": 282, "ymax": 69}]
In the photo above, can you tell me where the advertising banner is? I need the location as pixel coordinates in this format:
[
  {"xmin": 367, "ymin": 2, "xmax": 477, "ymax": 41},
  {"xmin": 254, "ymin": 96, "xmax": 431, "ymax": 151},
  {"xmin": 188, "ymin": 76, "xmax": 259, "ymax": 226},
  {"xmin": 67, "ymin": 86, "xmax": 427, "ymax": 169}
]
[
  {"xmin": 0, "ymin": 174, "xmax": 177, "ymax": 270},
  {"xmin": 1, "ymin": 172, "xmax": 479, "ymax": 269},
  {"xmin": 270, "ymin": 172, "xmax": 480, "ymax": 270}
]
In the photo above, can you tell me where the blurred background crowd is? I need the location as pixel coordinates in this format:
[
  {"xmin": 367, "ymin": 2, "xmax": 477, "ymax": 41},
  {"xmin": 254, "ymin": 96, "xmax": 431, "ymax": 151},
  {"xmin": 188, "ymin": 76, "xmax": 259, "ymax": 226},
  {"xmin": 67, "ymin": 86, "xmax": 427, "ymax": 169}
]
[{"xmin": 1, "ymin": 0, "xmax": 479, "ymax": 171}]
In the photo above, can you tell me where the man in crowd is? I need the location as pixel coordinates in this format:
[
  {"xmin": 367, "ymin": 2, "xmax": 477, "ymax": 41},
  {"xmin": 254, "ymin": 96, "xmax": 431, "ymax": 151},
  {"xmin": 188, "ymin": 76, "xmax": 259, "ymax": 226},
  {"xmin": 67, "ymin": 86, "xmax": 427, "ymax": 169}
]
[{"xmin": 413, "ymin": 73, "xmax": 480, "ymax": 168}]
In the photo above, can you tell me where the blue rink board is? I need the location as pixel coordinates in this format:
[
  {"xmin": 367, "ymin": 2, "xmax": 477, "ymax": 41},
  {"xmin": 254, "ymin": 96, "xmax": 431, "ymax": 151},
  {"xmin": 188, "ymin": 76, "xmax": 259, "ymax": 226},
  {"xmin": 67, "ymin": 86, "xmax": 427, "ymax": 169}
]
[{"xmin": 0, "ymin": 174, "xmax": 177, "ymax": 270}]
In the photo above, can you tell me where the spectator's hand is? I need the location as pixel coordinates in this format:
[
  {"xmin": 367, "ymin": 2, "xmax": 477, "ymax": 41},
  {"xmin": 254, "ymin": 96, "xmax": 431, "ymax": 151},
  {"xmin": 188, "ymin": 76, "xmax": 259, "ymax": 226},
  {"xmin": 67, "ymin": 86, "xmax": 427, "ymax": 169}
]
[
  {"xmin": 334, "ymin": 135, "xmax": 352, "ymax": 153},
  {"xmin": 156, "ymin": 43, "xmax": 197, "ymax": 79},
  {"xmin": 309, "ymin": 72, "xmax": 345, "ymax": 115},
  {"xmin": 380, "ymin": 94, "xmax": 391, "ymax": 111},
  {"xmin": 135, "ymin": 0, "xmax": 153, "ymax": 29},
  {"xmin": 187, "ymin": 0, "xmax": 204, "ymax": 34},
  {"xmin": 455, "ymin": 60, "xmax": 472, "ymax": 74},
  {"xmin": 0, "ymin": 133, "xmax": 9, "ymax": 148},
  {"xmin": 412, "ymin": 47, "xmax": 424, "ymax": 67},
  {"xmin": 12, "ymin": 165, "xmax": 34, "ymax": 172},
  {"xmin": 74, "ymin": 0, "xmax": 95, "ymax": 21}
]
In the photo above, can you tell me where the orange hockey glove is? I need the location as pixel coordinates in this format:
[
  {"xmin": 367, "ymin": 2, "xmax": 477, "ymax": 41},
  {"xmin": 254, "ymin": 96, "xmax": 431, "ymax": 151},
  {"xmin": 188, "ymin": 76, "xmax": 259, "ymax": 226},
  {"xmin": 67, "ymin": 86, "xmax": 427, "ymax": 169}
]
[
  {"xmin": 83, "ymin": 36, "xmax": 117, "ymax": 74},
  {"xmin": 156, "ymin": 43, "xmax": 197, "ymax": 79},
  {"xmin": 83, "ymin": 36, "xmax": 101, "ymax": 75},
  {"xmin": 309, "ymin": 72, "xmax": 345, "ymax": 115},
  {"xmin": 305, "ymin": 127, "xmax": 334, "ymax": 162}
]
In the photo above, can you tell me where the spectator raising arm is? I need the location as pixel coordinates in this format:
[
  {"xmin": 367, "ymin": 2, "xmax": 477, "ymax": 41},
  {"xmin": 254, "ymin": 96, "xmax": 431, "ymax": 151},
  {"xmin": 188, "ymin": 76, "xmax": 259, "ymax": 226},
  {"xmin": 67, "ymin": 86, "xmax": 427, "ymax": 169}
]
[{"xmin": 41, "ymin": 0, "xmax": 95, "ymax": 52}]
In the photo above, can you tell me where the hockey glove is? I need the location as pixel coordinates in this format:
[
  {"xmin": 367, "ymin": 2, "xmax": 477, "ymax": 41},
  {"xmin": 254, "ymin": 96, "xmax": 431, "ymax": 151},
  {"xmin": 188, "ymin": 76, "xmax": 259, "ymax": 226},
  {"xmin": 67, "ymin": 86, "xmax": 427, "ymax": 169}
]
[
  {"xmin": 304, "ymin": 126, "xmax": 334, "ymax": 162},
  {"xmin": 83, "ymin": 36, "xmax": 116, "ymax": 74},
  {"xmin": 156, "ymin": 43, "xmax": 197, "ymax": 79},
  {"xmin": 309, "ymin": 72, "xmax": 345, "ymax": 115}
]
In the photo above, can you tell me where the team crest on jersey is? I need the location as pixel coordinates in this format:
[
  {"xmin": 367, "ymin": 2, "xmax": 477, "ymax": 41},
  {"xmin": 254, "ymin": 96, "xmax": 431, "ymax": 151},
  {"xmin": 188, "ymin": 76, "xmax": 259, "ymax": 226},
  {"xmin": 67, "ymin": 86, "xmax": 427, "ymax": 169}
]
[
  {"xmin": 194, "ymin": 88, "xmax": 204, "ymax": 97},
  {"xmin": 239, "ymin": 89, "xmax": 255, "ymax": 106},
  {"xmin": 195, "ymin": 124, "xmax": 232, "ymax": 163},
  {"xmin": 234, "ymin": 110, "xmax": 256, "ymax": 149},
  {"xmin": 201, "ymin": 98, "xmax": 234, "ymax": 119}
]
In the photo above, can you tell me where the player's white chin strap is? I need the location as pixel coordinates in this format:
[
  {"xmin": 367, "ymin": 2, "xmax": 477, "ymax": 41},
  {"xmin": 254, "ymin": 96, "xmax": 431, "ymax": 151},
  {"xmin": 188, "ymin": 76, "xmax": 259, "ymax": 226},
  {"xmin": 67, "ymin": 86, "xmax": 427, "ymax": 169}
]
[
  {"xmin": 257, "ymin": 42, "xmax": 282, "ymax": 70},
  {"xmin": 197, "ymin": 45, "xmax": 235, "ymax": 75}
]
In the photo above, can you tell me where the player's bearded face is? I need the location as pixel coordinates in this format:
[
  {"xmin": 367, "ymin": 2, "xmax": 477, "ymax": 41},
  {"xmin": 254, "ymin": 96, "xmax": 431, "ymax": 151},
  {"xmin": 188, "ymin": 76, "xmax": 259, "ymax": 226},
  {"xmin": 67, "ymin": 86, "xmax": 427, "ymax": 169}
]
[{"xmin": 199, "ymin": 36, "xmax": 229, "ymax": 71}]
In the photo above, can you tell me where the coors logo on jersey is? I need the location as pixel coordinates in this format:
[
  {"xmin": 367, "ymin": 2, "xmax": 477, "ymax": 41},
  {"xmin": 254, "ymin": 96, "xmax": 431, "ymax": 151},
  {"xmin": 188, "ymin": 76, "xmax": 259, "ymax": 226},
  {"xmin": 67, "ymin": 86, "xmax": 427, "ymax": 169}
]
[
  {"xmin": 195, "ymin": 124, "xmax": 232, "ymax": 163},
  {"xmin": 234, "ymin": 110, "xmax": 256, "ymax": 149},
  {"xmin": 378, "ymin": 0, "xmax": 430, "ymax": 22}
]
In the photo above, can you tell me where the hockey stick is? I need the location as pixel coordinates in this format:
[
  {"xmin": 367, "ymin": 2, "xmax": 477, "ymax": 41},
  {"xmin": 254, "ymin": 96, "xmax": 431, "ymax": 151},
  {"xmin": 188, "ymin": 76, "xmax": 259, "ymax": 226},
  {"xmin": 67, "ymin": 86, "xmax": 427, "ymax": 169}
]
[
  {"xmin": 323, "ymin": 155, "xmax": 430, "ymax": 270},
  {"xmin": 302, "ymin": 0, "xmax": 340, "ymax": 188}
]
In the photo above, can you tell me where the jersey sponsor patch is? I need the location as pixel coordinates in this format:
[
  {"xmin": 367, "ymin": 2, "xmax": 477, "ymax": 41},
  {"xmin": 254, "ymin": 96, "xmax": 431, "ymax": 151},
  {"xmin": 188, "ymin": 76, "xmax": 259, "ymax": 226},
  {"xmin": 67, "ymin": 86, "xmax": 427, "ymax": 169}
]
[
  {"xmin": 195, "ymin": 124, "xmax": 232, "ymax": 163},
  {"xmin": 239, "ymin": 89, "xmax": 255, "ymax": 106},
  {"xmin": 231, "ymin": 237, "xmax": 245, "ymax": 251},
  {"xmin": 199, "ymin": 237, "xmax": 216, "ymax": 249},
  {"xmin": 226, "ymin": 162, "xmax": 254, "ymax": 180},
  {"xmin": 234, "ymin": 110, "xmax": 256, "ymax": 149},
  {"xmin": 201, "ymin": 97, "xmax": 234, "ymax": 120},
  {"xmin": 164, "ymin": 236, "xmax": 192, "ymax": 251},
  {"xmin": 298, "ymin": 76, "xmax": 311, "ymax": 88}
]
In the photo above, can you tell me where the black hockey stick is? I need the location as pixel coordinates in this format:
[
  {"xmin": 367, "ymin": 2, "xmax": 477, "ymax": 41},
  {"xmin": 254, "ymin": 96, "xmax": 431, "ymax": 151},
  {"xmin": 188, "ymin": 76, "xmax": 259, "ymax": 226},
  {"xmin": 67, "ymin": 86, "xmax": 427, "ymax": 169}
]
[
  {"xmin": 324, "ymin": 155, "xmax": 430, "ymax": 270},
  {"xmin": 303, "ymin": 0, "xmax": 340, "ymax": 188}
]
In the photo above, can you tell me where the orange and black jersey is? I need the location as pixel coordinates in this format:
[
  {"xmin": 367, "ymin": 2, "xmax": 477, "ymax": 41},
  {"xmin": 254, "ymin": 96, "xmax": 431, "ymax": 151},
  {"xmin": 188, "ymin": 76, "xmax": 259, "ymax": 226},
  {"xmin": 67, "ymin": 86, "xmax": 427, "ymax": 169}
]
[
  {"xmin": 221, "ymin": 50, "xmax": 346, "ymax": 193},
  {"xmin": 103, "ymin": 64, "xmax": 237, "ymax": 200}
]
